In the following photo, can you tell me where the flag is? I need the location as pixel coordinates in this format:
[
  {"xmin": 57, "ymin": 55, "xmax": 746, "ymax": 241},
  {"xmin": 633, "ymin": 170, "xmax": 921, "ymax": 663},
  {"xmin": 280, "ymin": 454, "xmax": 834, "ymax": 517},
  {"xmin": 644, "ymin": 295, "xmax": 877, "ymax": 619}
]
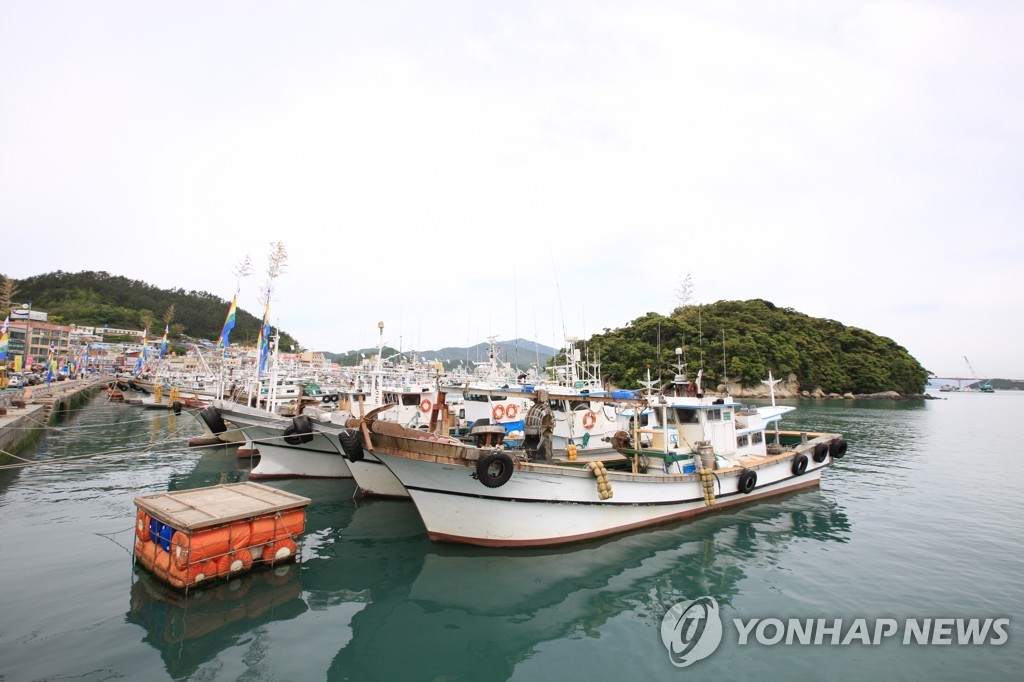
[
  {"xmin": 219, "ymin": 294, "xmax": 238, "ymax": 347},
  {"xmin": 0, "ymin": 316, "xmax": 8, "ymax": 361},
  {"xmin": 159, "ymin": 325, "xmax": 168, "ymax": 359},
  {"xmin": 134, "ymin": 330, "xmax": 147, "ymax": 375},
  {"xmin": 256, "ymin": 301, "xmax": 271, "ymax": 374}
]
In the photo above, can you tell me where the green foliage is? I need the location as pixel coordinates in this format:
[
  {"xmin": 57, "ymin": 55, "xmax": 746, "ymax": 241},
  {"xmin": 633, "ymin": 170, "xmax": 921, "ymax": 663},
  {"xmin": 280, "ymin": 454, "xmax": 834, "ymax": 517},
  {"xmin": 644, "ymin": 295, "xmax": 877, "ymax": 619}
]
[
  {"xmin": 12, "ymin": 271, "xmax": 299, "ymax": 349},
  {"xmin": 589, "ymin": 300, "xmax": 929, "ymax": 394}
]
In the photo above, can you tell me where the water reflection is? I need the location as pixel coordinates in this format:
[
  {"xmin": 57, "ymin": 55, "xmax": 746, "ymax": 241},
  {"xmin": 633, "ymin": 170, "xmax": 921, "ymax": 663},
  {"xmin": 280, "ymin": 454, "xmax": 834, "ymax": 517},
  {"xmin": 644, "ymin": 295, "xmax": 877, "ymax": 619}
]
[
  {"xmin": 127, "ymin": 564, "xmax": 306, "ymax": 679},
  {"xmin": 326, "ymin": 492, "xmax": 851, "ymax": 681}
]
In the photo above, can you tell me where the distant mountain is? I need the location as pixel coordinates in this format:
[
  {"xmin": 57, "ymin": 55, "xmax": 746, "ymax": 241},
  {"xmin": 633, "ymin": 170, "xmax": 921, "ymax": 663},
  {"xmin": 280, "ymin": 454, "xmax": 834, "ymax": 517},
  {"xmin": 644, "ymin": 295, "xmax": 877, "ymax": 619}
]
[
  {"xmin": 325, "ymin": 339, "xmax": 556, "ymax": 371},
  {"xmin": 7, "ymin": 270, "xmax": 298, "ymax": 349}
]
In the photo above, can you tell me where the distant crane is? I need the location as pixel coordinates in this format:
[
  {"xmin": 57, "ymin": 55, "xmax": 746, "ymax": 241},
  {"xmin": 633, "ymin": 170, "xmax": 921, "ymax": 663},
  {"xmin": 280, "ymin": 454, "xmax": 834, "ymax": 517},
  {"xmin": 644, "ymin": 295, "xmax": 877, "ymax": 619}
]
[{"xmin": 963, "ymin": 356, "xmax": 994, "ymax": 392}]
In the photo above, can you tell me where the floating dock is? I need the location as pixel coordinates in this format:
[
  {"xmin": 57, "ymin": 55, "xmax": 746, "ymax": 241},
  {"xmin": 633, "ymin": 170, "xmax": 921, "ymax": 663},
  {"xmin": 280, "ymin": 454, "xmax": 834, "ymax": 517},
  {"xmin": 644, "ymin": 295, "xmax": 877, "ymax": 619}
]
[{"xmin": 134, "ymin": 482, "xmax": 311, "ymax": 591}]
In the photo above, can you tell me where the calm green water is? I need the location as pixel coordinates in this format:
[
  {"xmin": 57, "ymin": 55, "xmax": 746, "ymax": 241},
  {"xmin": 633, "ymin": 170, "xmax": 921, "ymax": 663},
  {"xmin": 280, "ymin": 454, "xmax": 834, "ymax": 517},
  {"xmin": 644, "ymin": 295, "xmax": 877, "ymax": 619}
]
[{"xmin": 0, "ymin": 392, "xmax": 1020, "ymax": 681}]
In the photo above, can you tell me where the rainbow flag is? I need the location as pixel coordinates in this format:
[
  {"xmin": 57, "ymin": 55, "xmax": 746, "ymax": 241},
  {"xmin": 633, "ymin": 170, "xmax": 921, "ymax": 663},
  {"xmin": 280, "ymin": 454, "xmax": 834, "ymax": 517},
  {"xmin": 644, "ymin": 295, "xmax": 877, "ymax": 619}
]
[
  {"xmin": 218, "ymin": 294, "xmax": 238, "ymax": 348},
  {"xmin": 0, "ymin": 316, "xmax": 8, "ymax": 361},
  {"xmin": 159, "ymin": 325, "xmax": 169, "ymax": 359}
]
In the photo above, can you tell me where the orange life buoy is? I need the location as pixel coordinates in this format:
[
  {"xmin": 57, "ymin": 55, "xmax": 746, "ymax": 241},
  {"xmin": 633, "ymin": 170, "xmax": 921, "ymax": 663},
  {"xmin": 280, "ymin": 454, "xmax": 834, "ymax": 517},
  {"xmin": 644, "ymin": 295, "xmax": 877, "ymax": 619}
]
[
  {"xmin": 582, "ymin": 410, "xmax": 597, "ymax": 430},
  {"xmin": 420, "ymin": 398, "xmax": 432, "ymax": 413},
  {"xmin": 493, "ymin": 404, "xmax": 505, "ymax": 420},
  {"xmin": 686, "ymin": 382, "xmax": 698, "ymax": 397},
  {"xmin": 505, "ymin": 403, "xmax": 518, "ymax": 419}
]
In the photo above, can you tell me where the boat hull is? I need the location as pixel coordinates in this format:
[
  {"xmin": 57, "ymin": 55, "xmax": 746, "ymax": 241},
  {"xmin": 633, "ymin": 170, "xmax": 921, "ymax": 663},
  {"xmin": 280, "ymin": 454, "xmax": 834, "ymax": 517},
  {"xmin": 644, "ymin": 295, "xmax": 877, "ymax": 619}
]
[
  {"xmin": 373, "ymin": 445, "xmax": 830, "ymax": 547},
  {"xmin": 349, "ymin": 453, "xmax": 411, "ymax": 498},
  {"xmin": 247, "ymin": 429, "xmax": 352, "ymax": 479}
]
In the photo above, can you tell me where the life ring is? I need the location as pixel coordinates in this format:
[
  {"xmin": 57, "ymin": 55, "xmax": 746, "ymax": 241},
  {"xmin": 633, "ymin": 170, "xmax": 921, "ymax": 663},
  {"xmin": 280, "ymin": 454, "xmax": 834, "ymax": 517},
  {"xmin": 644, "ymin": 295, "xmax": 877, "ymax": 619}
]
[
  {"xmin": 829, "ymin": 439, "xmax": 848, "ymax": 459},
  {"xmin": 338, "ymin": 428, "xmax": 363, "ymax": 462},
  {"xmin": 505, "ymin": 403, "xmax": 518, "ymax": 419},
  {"xmin": 492, "ymin": 404, "xmax": 506, "ymax": 420},
  {"xmin": 686, "ymin": 382, "xmax": 698, "ymax": 397},
  {"xmin": 283, "ymin": 415, "xmax": 314, "ymax": 445},
  {"xmin": 791, "ymin": 453, "xmax": 808, "ymax": 476},
  {"xmin": 476, "ymin": 450, "xmax": 514, "ymax": 488},
  {"xmin": 420, "ymin": 398, "xmax": 432, "ymax": 413},
  {"xmin": 737, "ymin": 468, "xmax": 757, "ymax": 494},
  {"xmin": 582, "ymin": 410, "xmax": 597, "ymax": 430},
  {"xmin": 812, "ymin": 442, "xmax": 829, "ymax": 463}
]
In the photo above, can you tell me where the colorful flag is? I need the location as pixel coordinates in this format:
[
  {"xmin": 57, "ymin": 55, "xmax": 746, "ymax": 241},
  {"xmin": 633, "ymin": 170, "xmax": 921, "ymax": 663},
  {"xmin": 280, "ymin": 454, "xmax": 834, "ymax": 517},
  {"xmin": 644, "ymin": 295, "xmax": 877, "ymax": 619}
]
[
  {"xmin": 0, "ymin": 316, "xmax": 8, "ymax": 361},
  {"xmin": 219, "ymin": 294, "xmax": 238, "ymax": 347},
  {"xmin": 159, "ymin": 325, "xmax": 168, "ymax": 359},
  {"xmin": 256, "ymin": 301, "xmax": 271, "ymax": 374},
  {"xmin": 134, "ymin": 330, "xmax": 147, "ymax": 375}
]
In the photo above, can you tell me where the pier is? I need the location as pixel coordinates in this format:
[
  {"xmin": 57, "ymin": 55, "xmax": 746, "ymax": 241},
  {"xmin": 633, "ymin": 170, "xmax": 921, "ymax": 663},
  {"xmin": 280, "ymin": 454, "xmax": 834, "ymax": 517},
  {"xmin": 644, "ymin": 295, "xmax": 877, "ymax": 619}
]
[{"xmin": 0, "ymin": 376, "xmax": 111, "ymax": 462}]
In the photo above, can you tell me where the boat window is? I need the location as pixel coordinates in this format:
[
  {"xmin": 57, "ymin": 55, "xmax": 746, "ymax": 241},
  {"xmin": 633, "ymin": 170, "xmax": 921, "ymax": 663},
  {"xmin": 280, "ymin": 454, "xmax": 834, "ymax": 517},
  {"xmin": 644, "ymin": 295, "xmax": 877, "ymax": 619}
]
[
  {"xmin": 706, "ymin": 409, "xmax": 722, "ymax": 421},
  {"xmin": 491, "ymin": 396, "xmax": 507, "ymax": 402},
  {"xmin": 627, "ymin": 414, "xmax": 649, "ymax": 429},
  {"xmin": 752, "ymin": 432, "xmax": 763, "ymax": 445},
  {"xmin": 674, "ymin": 408, "xmax": 699, "ymax": 424},
  {"xmin": 737, "ymin": 434, "xmax": 749, "ymax": 447},
  {"xmin": 463, "ymin": 393, "xmax": 490, "ymax": 402},
  {"xmin": 401, "ymin": 394, "xmax": 421, "ymax": 406},
  {"xmin": 569, "ymin": 400, "xmax": 591, "ymax": 411}
]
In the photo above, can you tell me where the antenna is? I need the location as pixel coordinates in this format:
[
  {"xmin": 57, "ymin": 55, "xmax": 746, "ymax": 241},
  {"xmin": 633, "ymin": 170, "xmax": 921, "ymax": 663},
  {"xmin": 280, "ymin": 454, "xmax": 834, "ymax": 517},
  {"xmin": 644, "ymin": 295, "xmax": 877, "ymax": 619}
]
[
  {"xmin": 722, "ymin": 330, "xmax": 727, "ymax": 390},
  {"xmin": 548, "ymin": 247, "xmax": 567, "ymax": 342},
  {"xmin": 698, "ymin": 305, "xmax": 704, "ymax": 370}
]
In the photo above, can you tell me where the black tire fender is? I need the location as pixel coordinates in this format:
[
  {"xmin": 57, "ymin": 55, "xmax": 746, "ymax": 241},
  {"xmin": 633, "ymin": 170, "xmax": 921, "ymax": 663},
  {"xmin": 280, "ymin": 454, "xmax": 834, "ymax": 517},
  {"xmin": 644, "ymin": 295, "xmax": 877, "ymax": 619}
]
[
  {"xmin": 475, "ymin": 451, "xmax": 514, "ymax": 488},
  {"xmin": 792, "ymin": 453, "xmax": 808, "ymax": 476},
  {"xmin": 812, "ymin": 442, "xmax": 829, "ymax": 463},
  {"xmin": 172, "ymin": 400, "xmax": 182, "ymax": 416},
  {"xmin": 283, "ymin": 415, "xmax": 314, "ymax": 445},
  {"xmin": 199, "ymin": 405, "xmax": 227, "ymax": 435},
  {"xmin": 830, "ymin": 439, "xmax": 848, "ymax": 459},
  {"xmin": 737, "ymin": 468, "xmax": 757, "ymax": 494},
  {"xmin": 338, "ymin": 428, "xmax": 364, "ymax": 462}
]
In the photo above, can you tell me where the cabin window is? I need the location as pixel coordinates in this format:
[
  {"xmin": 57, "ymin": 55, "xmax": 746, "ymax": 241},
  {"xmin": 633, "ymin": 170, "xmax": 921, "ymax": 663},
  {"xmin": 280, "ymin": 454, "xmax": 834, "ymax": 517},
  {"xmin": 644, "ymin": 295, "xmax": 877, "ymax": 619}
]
[
  {"xmin": 674, "ymin": 409, "xmax": 699, "ymax": 424},
  {"xmin": 401, "ymin": 394, "xmax": 421, "ymax": 406},
  {"xmin": 464, "ymin": 393, "xmax": 490, "ymax": 402},
  {"xmin": 737, "ymin": 435, "xmax": 749, "ymax": 447},
  {"xmin": 569, "ymin": 400, "xmax": 591, "ymax": 411},
  {"xmin": 627, "ymin": 414, "xmax": 649, "ymax": 429},
  {"xmin": 752, "ymin": 432, "xmax": 763, "ymax": 445},
  {"xmin": 706, "ymin": 409, "xmax": 722, "ymax": 421}
]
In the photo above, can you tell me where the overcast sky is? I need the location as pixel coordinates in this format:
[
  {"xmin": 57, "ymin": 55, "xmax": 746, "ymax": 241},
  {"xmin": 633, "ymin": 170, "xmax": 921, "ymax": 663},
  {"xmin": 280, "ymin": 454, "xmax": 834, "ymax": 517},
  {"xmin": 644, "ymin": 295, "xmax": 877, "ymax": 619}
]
[{"xmin": 2, "ymin": 1, "xmax": 1021, "ymax": 379}]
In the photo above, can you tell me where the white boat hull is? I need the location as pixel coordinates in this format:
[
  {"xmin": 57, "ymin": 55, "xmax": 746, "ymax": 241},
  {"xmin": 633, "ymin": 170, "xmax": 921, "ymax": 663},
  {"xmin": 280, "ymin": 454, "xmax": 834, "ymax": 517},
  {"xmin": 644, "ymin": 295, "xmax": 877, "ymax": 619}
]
[
  {"xmin": 247, "ymin": 428, "xmax": 352, "ymax": 479},
  {"xmin": 349, "ymin": 453, "xmax": 410, "ymax": 498},
  {"xmin": 373, "ymin": 447, "xmax": 829, "ymax": 546}
]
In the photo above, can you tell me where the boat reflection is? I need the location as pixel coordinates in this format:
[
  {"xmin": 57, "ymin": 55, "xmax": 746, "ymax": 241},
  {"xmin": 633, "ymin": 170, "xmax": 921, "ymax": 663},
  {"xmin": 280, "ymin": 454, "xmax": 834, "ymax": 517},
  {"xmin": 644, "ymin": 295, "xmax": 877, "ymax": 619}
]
[{"xmin": 327, "ymin": 490, "xmax": 851, "ymax": 680}]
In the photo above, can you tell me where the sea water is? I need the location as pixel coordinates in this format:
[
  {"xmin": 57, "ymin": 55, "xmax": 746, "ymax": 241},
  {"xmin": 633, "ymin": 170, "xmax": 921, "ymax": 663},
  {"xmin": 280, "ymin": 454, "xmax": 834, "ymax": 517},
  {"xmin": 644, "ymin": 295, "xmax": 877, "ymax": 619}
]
[{"xmin": 0, "ymin": 391, "xmax": 1020, "ymax": 681}]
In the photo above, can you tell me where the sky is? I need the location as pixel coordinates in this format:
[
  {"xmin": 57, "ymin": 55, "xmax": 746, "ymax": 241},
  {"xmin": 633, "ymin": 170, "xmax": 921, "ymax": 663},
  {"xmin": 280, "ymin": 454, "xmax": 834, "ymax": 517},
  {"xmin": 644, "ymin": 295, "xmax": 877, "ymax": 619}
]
[{"xmin": 1, "ymin": 1, "xmax": 1021, "ymax": 379}]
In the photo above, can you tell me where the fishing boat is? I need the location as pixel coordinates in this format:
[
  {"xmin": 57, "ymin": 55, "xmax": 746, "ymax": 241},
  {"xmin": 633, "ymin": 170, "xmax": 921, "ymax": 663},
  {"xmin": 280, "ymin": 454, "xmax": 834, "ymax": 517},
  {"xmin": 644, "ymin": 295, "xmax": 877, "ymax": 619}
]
[{"xmin": 353, "ymin": 371, "xmax": 848, "ymax": 547}]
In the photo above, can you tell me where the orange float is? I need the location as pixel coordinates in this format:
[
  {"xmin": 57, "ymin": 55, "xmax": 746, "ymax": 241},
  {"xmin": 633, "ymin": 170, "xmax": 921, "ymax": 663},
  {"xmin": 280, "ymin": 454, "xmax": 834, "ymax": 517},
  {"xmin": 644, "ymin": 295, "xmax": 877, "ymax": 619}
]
[
  {"xmin": 505, "ymin": 403, "xmax": 518, "ymax": 419},
  {"xmin": 261, "ymin": 538, "xmax": 298, "ymax": 564},
  {"xmin": 492, "ymin": 404, "xmax": 505, "ymax": 420},
  {"xmin": 135, "ymin": 509, "xmax": 151, "ymax": 543},
  {"xmin": 274, "ymin": 509, "xmax": 306, "ymax": 541},
  {"xmin": 172, "ymin": 527, "xmax": 232, "ymax": 569}
]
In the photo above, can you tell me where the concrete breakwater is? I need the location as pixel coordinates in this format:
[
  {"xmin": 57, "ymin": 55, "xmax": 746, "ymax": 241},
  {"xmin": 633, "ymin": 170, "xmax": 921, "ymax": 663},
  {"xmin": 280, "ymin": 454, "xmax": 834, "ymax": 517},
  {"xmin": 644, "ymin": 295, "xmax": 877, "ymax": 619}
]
[{"xmin": 0, "ymin": 377, "xmax": 111, "ymax": 462}]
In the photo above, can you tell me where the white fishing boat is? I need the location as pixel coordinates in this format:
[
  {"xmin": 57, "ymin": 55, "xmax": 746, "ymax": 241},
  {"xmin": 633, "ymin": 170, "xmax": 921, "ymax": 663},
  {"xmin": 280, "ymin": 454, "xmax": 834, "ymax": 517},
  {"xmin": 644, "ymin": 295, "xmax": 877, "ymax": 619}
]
[{"xmin": 356, "ymin": 371, "xmax": 848, "ymax": 547}]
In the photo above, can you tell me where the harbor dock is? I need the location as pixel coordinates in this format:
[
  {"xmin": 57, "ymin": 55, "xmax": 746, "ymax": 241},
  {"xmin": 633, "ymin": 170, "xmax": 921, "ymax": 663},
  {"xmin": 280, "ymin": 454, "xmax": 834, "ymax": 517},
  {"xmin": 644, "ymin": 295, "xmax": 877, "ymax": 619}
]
[{"xmin": 0, "ymin": 377, "xmax": 111, "ymax": 461}]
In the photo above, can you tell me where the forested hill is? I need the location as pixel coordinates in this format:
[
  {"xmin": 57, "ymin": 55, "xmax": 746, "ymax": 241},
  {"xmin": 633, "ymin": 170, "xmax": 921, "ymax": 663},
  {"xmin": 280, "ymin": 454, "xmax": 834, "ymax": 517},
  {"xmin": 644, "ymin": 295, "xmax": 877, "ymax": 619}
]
[
  {"xmin": 591, "ymin": 300, "xmax": 929, "ymax": 395},
  {"xmin": 8, "ymin": 271, "xmax": 298, "ymax": 349}
]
